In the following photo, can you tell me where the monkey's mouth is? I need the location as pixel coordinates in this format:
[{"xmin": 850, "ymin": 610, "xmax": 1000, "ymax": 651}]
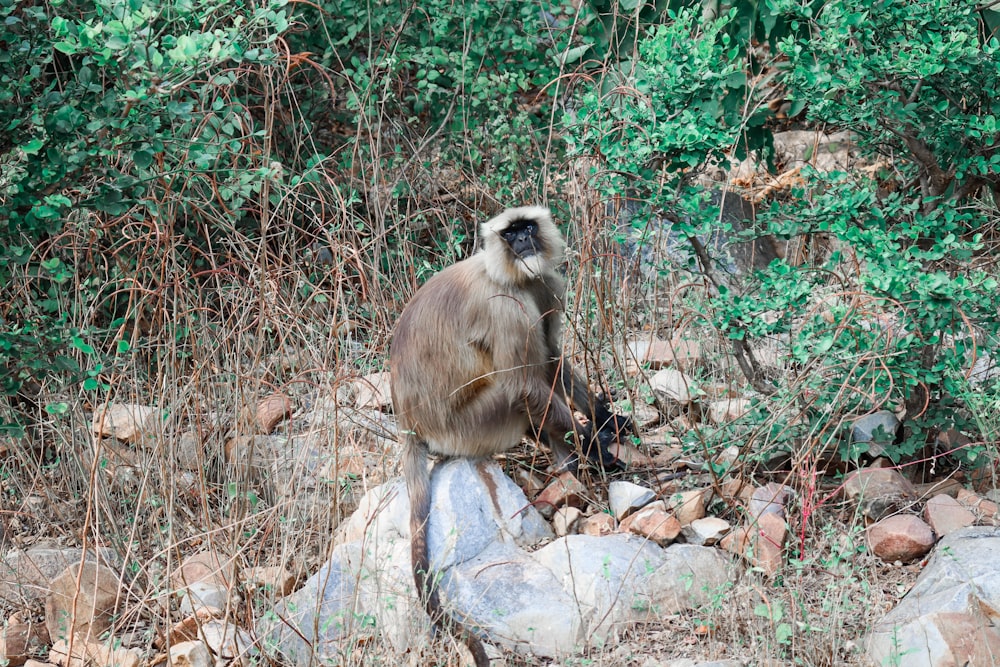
[{"xmin": 509, "ymin": 238, "xmax": 540, "ymax": 259}]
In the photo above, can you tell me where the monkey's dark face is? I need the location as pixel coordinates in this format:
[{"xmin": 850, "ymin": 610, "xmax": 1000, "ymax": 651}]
[{"xmin": 500, "ymin": 219, "xmax": 541, "ymax": 259}]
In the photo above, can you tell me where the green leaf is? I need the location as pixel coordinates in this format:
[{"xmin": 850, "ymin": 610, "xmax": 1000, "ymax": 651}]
[
  {"xmin": 53, "ymin": 41, "xmax": 78, "ymax": 55},
  {"xmin": 556, "ymin": 44, "xmax": 591, "ymax": 66},
  {"xmin": 133, "ymin": 149, "xmax": 154, "ymax": 169},
  {"xmin": 21, "ymin": 138, "xmax": 44, "ymax": 155},
  {"xmin": 72, "ymin": 336, "xmax": 95, "ymax": 355}
]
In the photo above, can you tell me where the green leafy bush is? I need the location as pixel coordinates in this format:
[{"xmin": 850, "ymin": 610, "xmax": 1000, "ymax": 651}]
[
  {"xmin": 0, "ymin": 0, "xmax": 304, "ymax": 431},
  {"xmin": 567, "ymin": 0, "xmax": 1000, "ymax": 464}
]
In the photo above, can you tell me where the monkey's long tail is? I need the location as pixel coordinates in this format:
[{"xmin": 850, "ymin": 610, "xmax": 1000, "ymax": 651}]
[{"xmin": 405, "ymin": 438, "xmax": 491, "ymax": 667}]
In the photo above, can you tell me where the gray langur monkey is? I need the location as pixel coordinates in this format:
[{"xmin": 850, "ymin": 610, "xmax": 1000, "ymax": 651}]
[{"xmin": 389, "ymin": 206, "xmax": 633, "ymax": 666}]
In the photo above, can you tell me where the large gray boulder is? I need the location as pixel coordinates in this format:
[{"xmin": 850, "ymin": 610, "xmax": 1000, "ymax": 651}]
[
  {"xmin": 258, "ymin": 459, "xmax": 732, "ymax": 663},
  {"xmin": 866, "ymin": 526, "xmax": 1000, "ymax": 667}
]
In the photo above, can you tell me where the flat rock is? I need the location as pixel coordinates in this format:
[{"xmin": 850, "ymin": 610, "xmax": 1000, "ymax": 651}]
[
  {"xmin": 867, "ymin": 527, "xmax": 1000, "ymax": 667},
  {"xmin": 924, "ymin": 494, "xmax": 975, "ymax": 537},
  {"xmin": 178, "ymin": 581, "xmax": 228, "ymax": 615},
  {"xmin": 91, "ymin": 403, "xmax": 159, "ymax": 443},
  {"xmin": 608, "ymin": 480, "xmax": 656, "ymax": 520},
  {"xmin": 171, "ymin": 550, "xmax": 235, "ymax": 590},
  {"xmin": 866, "ymin": 514, "xmax": 935, "ymax": 563},
  {"xmin": 649, "ymin": 368, "xmax": 695, "ymax": 404},
  {"xmin": 707, "ymin": 398, "xmax": 752, "ymax": 424},
  {"xmin": 682, "ymin": 517, "xmax": 731, "ymax": 546},
  {"xmin": 844, "ymin": 466, "xmax": 918, "ymax": 520},
  {"xmin": 626, "ymin": 337, "xmax": 701, "ymax": 371}
]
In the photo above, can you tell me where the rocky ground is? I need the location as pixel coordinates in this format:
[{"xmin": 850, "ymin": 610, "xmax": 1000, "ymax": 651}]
[{"xmin": 4, "ymin": 333, "xmax": 1000, "ymax": 667}]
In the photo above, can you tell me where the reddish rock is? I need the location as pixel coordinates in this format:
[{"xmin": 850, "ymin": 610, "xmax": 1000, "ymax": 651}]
[
  {"xmin": 956, "ymin": 488, "xmax": 1000, "ymax": 524},
  {"xmin": 866, "ymin": 514, "xmax": 935, "ymax": 563},
  {"xmin": 914, "ymin": 478, "xmax": 964, "ymax": 499},
  {"xmin": 719, "ymin": 478, "xmax": 754, "ymax": 505},
  {"xmin": 0, "ymin": 619, "xmax": 49, "ymax": 666},
  {"xmin": 579, "ymin": 513, "xmax": 617, "ymax": 537},
  {"xmin": 720, "ymin": 526, "xmax": 750, "ymax": 557},
  {"xmin": 721, "ymin": 513, "xmax": 787, "ymax": 575},
  {"xmin": 627, "ymin": 337, "xmax": 701, "ymax": 371},
  {"xmin": 244, "ymin": 565, "xmax": 296, "ymax": 597},
  {"xmin": 845, "ymin": 467, "xmax": 918, "ymax": 520},
  {"xmin": 91, "ymin": 404, "xmax": 159, "ymax": 443},
  {"xmin": 166, "ymin": 607, "xmax": 223, "ymax": 646},
  {"xmin": 534, "ymin": 471, "xmax": 587, "ymax": 519},
  {"xmin": 845, "ymin": 466, "xmax": 917, "ymax": 498},
  {"xmin": 170, "ymin": 551, "xmax": 235, "ymax": 590},
  {"xmin": 45, "ymin": 562, "xmax": 122, "ymax": 643},
  {"xmin": 49, "ymin": 637, "xmax": 140, "ymax": 667},
  {"xmin": 664, "ymin": 489, "xmax": 706, "ymax": 526},
  {"xmin": 707, "ymin": 398, "xmax": 752, "ymax": 424},
  {"xmin": 924, "ymin": 494, "xmax": 976, "ymax": 537},
  {"xmin": 619, "ymin": 502, "xmax": 681, "ymax": 546},
  {"xmin": 256, "ymin": 394, "xmax": 292, "ymax": 433},
  {"xmin": 755, "ymin": 513, "xmax": 788, "ymax": 575},
  {"xmin": 916, "ymin": 610, "xmax": 1000, "ymax": 667}
]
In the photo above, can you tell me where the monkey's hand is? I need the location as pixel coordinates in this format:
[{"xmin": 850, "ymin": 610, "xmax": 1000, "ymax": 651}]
[
  {"xmin": 581, "ymin": 412, "xmax": 633, "ymax": 469},
  {"xmin": 595, "ymin": 411, "xmax": 634, "ymax": 443}
]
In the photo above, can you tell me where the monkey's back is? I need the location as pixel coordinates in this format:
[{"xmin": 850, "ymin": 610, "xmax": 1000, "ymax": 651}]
[{"xmin": 390, "ymin": 253, "xmax": 561, "ymax": 458}]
